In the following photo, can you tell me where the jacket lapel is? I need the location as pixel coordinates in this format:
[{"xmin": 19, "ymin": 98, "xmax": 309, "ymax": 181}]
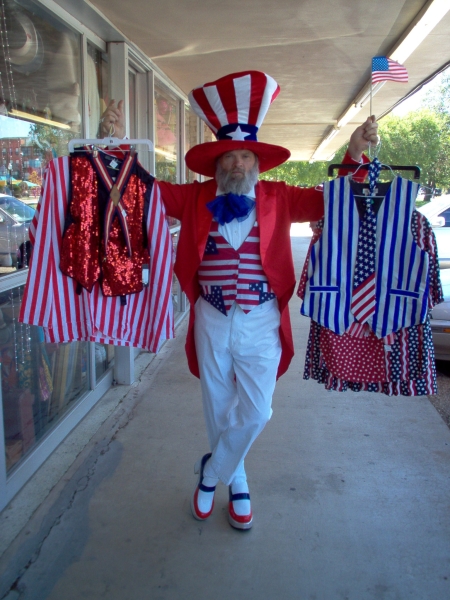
[
  {"xmin": 196, "ymin": 180, "xmax": 215, "ymax": 260},
  {"xmin": 256, "ymin": 182, "xmax": 276, "ymax": 267}
]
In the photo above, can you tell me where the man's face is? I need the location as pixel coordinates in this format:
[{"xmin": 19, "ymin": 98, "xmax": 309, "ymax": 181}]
[
  {"xmin": 216, "ymin": 149, "xmax": 259, "ymax": 195},
  {"xmin": 218, "ymin": 150, "xmax": 257, "ymax": 179}
]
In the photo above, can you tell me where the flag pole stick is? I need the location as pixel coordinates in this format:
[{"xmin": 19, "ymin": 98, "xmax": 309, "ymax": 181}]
[{"xmin": 370, "ymin": 79, "xmax": 373, "ymax": 116}]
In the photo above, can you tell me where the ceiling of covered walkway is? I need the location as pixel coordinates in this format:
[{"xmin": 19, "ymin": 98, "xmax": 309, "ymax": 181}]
[{"xmin": 61, "ymin": 0, "xmax": 450, "ymax": 161}]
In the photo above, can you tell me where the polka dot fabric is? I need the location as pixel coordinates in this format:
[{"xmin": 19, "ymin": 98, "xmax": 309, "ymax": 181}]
[{"xmin": 299, "ymin": 210, "xmax": 443, "ymax": 397}]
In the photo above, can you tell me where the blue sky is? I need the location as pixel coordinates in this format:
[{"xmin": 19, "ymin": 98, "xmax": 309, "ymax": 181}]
[
  {"xmin": 0, "ymin": 116, "xmax": 32, "ymax": 138},
  {"xmin": 392, "ymin": 70, "xmax": 447, "ymax": 116}
]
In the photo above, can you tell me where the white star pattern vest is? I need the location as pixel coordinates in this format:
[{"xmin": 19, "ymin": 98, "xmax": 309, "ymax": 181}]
[
  {"xmin": 301, "ymin": 176, "xmax": 430, "ymax": 338},
  {"xmin": 198, "ymin": 220, "xmax": 275, "ymax": 315}
]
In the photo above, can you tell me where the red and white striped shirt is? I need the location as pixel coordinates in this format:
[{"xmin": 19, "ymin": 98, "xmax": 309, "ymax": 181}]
[{"xmin": 19, "ymin": 155, "xmax": 174, "ymax": 353}]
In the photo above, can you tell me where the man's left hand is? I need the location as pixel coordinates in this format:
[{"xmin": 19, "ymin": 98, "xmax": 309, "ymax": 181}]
[{"xmin": 347, "ymin": 116, "xmax": 379, "ymax": 162}]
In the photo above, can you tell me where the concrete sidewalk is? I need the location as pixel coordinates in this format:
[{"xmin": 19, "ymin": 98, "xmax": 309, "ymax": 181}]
[{"xmin": 1, "ymin": 231, "xmax": 450, "ymax": 600}]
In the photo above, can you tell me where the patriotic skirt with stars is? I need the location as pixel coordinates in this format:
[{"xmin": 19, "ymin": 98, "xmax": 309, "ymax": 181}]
[
  {"xmin": 297, "ymin": 212, "xmax": 443, "ymax": 397},
  {"xmin": 303, "ymin": 319, "xmax": 438, "ymax": 396}
]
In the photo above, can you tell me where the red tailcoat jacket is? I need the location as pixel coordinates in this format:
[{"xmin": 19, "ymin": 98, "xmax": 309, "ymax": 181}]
[{"xmin": 159, "ymin": 177, "xmax": 325, "ymax": 380}]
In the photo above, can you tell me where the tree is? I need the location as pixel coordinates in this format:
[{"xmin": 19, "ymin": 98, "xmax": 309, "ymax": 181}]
[
  {"xmin": 259, "ymin": 141, "xmax": 350, "ymax": 187},
  {"xmin": 376, "ymin": 110, "xmax": 450, "ymax": 195},
  {"xmin": 28, "ymin": 124, "xmax": 73, "ymax": 168},
  {"xmin": 260, "ymin": 158, "xmax": 331, "ymax": 187},
  {"xmin": 28, "ymin": 170, "xmax": 42, "ymax": 186},
  {"xmin": 423, "ymin": 71, "xmax": 450, "ymax": 118},
  {"xmin": 261, "ymin": 107, "xmax": 450, "ymax": 195}
]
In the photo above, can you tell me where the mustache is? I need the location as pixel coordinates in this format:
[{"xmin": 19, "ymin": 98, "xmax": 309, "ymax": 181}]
[{"xmin": 215, "ymin": 161, "xmax": 259, "ymax": 195}]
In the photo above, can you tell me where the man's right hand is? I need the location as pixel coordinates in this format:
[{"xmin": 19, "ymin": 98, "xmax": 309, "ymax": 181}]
[{"xmin": 99, "ymin": 99, "xmax": 125, "ymax": 138}]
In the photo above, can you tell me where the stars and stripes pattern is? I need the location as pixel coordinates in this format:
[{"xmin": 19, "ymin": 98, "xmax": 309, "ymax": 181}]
[
  {"xmin": 350, "ymin": 197, "xmax": 377, "ymax": 322},
  {"xmin": 303, "ymin": 319, "xmax": 438, "ymax": 396},
  {"xmin": 19, "ymin": 156, "xmax": 174, "ymax": 353},
  {"xmin": 249, "ymin": 281, "xmax": 276, "ymax": 304},
  {"xmin": 300, "ymin": 175, "xmax": 430, "ymax": 339},
  {"xmin": 350, "ymin": 158, "xmax": 382, "ymax": 323},
  {"xmin": 299, "ymin": 210, "xmax": 442, "ymax": 397},
  {"xmin": 371, "ymin": 57, "xmax": 408, "ymax": 84},
  {"xmin": 198, "ymin": 221, "xmax": 275, "ymax": 315},
  {"xmin": 188, "ymin": 71, "xmax": 279, "ymax": 139},
  {"xmin": 201, "ymin": 285, "xmax": 226, "ymax": 315}
]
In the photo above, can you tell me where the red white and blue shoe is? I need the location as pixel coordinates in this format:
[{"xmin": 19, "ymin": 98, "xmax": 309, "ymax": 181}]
[
  {"xmin": 228, "ymin": 484, "xmax": 253, "ymax": 530},
  {"xmin": 190, "ymin": 453, "xmax": 216, "ymax": 521}
]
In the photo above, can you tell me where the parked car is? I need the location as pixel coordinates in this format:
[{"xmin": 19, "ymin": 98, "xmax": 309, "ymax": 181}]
[
  {"xmin": 417, "ymin": 194, "xmax": 450, "ymax": 228},
  {"xmin": 431, "ymin": 268, "xmax": 450, "ymax": 361},
  {"xmin": 0, "ymin": 194, "xmax": 35, "ymax": 268},
  {"xmin": 417, "ymin": 195, "xmax": 450, "ymax": 269},
  {"xmin": 433, "ymin": 226, "xmax": 450, "ymax": 270},
  {"xmin": 438, "ymin": 207, "xmax": 450, "ymax": 227}
]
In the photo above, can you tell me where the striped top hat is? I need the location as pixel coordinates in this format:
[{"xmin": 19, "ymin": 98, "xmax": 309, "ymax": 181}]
[{"xmin": 185, "ymin": 71, "xmax": 290, "ymax": 177}]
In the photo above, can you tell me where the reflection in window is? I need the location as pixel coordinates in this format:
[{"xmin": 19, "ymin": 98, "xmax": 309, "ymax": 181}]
[
  {"xmin": 129, "ymin": 70, "xmax": 136, "ymax": 139},
  {"xmin": 185, "ymin": 104, "xmax": 199, "ymax": 183},
  {"xmin": 86, "ymin": 44, "xmax": 108, "ymax": 138},
  {"xmin": 0, "ymin": 2, "xmax": 84, "ymax": 276},
  {"xmin": 0, "ymin": 192, "xmax": 33, "ymax": 271},
  {"xmin": 0, "ymin": 2, "xmax": 82, "ymax": 131},
  {"xmin": 2, "ymin": 285, "xmax": 89, "ymax": 474},
  {"xmin": 171, "ymin": 231, "xmax": 182, "ymax": 315},
  {"xmin": 95, "ymin": 343, "xmax": 114, "ymax": 381},
  {"xmin": 154, "ymin": 82, "xmax": 178, "ymax": 183},
  {"xmin": 204, "ymin": 122, "xmax": 215, "ymax": 143}
]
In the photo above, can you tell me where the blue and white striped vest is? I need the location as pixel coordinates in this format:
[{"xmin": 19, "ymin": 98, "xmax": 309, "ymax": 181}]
[
  {"xmin": 301, "ymin": 176, "xmax": 429, "ymax": 338},
  {"xmin": 198, "ymin": 220, "xmax": 275, "ymax": 315}
]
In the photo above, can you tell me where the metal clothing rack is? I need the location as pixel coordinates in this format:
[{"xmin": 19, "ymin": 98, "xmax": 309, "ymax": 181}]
[
  {"xmin": 327, "ymin": 163, "xmax": 421, "ymax": 179},
  {"xmin": 68, "ymin": 137, "xmax": 153, "ymax": 153}
]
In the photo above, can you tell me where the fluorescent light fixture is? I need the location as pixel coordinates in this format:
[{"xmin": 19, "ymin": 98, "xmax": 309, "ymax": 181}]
[
  {"xmin": 155, "ymin": 147, "xmax": 177, "ymax": 161},
  {"xmin": 336, "ymin": 104, "xmax": 362, "ymax": 129},
  {"xmin": 391, "ymin": 0, "xmax": 450, "ymax": 64},
  {"xmin": 336, "ymin": 81, "xmax": 387, "ymax": 128},
  {"xmin": 311, "ymin": 0, "xmax": 450, "ymax": 160},
  {"xmin": 311, "ymin": 127, "xmax": 340, "ymax": 161},
  {"xmin": 357, "ymin": 82, "xmax": 386, "ymax": 108},
  {"xmin": 10, "ymin": 109, "xmax": 72, "ymax": 130}
]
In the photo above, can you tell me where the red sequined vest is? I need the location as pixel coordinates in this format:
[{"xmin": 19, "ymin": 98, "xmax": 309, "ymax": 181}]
[{"xmin": 60, "ymin": 152, "xmax": 152, "ymax": 297}]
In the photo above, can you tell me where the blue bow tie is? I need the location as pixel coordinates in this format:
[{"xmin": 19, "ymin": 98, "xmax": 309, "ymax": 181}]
[{"xmin": 206, "ymin": 193, "xmax": 256, "ymax": 225}]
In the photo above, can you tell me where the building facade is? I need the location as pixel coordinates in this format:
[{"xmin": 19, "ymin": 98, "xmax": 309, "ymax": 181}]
[{"xmin": 0, "ymin": 0, "xmax": 204, "ymax": 511}]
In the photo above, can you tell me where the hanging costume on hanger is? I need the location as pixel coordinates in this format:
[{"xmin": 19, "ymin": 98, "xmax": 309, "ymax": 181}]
[
  {"xmin": 60, "ymin": 150, "xmax": 149, "ymax": 298},
  {"xmin": 298, "ymin": 164, "xmax": 443, "ymax": 396},
  {"xmin": 19, "ymin": 153, "xmax": 174, "ymax": 353}
]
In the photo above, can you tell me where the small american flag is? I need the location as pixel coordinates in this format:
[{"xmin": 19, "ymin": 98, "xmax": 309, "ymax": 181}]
[{"xmin": 372, "ymin": 57, "xmax": 408, "ymax": 84}]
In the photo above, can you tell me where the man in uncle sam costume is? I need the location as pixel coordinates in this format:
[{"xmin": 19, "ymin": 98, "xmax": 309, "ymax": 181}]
[{"xmin": 103, "ymin": 70, "xmax": 378, "ymax": 530}]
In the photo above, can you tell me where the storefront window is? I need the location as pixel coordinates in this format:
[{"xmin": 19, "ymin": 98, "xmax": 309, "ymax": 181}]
[
  {"xmin": 154, "ymin": 81, "xmax": 178, "ymax": 183},
  {"xmin": 185, "ymin": 104, "xmax": 198, "ymax": 183},
  {"xmin": 171, "ymin": 231, "xmax": 182, "ymax": 316},
  {"xmin": 0, "ymin": 4, "xmax": 101, "ymax": 477},
  {"xmin": 204, "ymin": 122, "xmax": 215, "ymax": 143},
  {"xmin": 2, "ymin": 284, "xmax": 89, "ymax": 474},
  {"xmin": 0, "ymin": 2, "xmax": 83, "ymax": 275},
  {"xmin": 95, "ymin": 343, "xmax": 114, "ymax": 381},
  {"xmin": 202, "ymin": 123, "xmax": 215, "ymax": 181},
  {"xmin": 129, "ymin": 69, "xmax": 137, "ymax": 139},
  {"xmin": 87, "ymin": 44, "xmax": 108, "ymax": 138}
]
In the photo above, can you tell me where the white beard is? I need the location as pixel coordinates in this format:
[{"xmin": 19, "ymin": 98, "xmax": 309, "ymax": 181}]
[{"xmin": 215, "ymin": 161, "xmax": 259, "ymax": 195}]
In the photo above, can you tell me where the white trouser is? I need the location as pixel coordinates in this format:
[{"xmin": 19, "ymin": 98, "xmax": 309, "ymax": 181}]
[{"xmin": 194, "ymin": 297, "xmax": 282, "ymax": 485}]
